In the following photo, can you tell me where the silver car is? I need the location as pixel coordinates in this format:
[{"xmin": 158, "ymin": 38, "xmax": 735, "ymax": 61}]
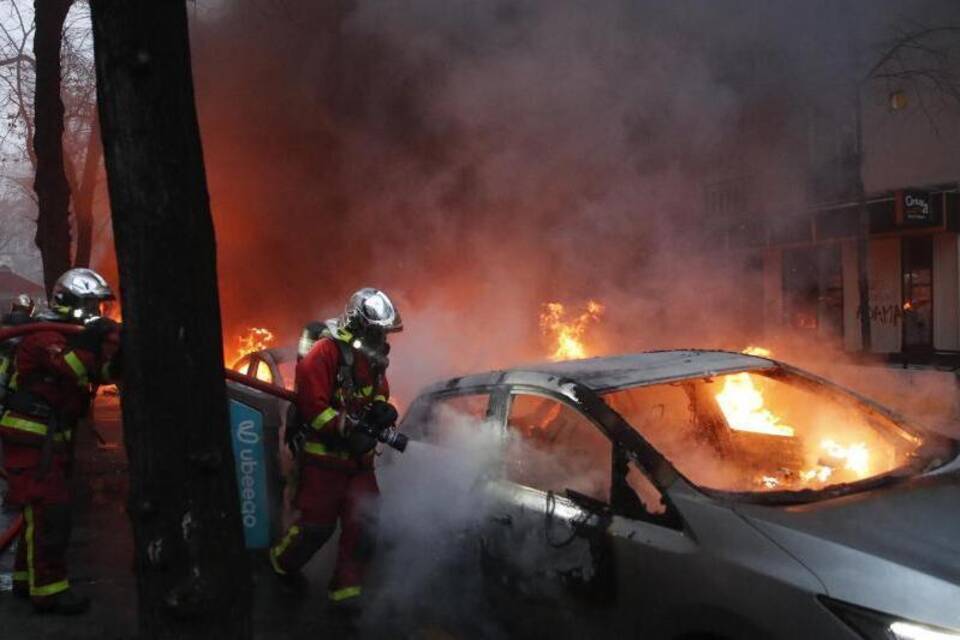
[{"xmin": 392, "ymin": 350, "xmax": 960, "ymax": 639}]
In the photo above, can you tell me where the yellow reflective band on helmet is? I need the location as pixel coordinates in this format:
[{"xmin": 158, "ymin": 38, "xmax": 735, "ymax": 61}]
[
  {"xmin": 63, "ymin": 351, "xmax": 89, "ymax": 387},
  {"xmin": 303, "ymin": 441, "xmax": 351, "ymax": 459},
  {"xmin": 0, "ymin": 412, "xmax": 48, "ymax": 436},
  {"xmin": 311, "ymin": 408, "xmax": 339, "ymax": 430},
  {"xmin": 329, "ymin": 586, "xmax": 362, "ymax": 602}
]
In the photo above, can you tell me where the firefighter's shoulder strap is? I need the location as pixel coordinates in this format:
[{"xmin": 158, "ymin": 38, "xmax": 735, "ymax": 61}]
[
  {"xmin": 332, "ymin": 338, "xmax": 355, "ymax": 399},
  {"xmin": 320, "ymin": 324, "xmax": 357, "ymax": 401}
]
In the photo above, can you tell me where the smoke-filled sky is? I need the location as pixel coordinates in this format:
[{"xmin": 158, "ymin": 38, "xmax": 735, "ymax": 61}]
[{"xmin": 185, "ymin": 0, "xmax": 960, "ymax": 399}]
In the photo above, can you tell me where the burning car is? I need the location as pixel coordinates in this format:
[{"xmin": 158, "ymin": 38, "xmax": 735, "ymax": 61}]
[{"xmin": 394, "ymin": 349, "xmax": 960, "ymax": 639}]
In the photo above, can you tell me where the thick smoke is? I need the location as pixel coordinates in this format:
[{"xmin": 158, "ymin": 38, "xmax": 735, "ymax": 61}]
[
  {"xmin": 186, "ymin": 1, "xmax": 960, "ymax": 405},
  {"xmin": 180, "ymin": 1, "xmax": 960, "ymax": 630},
  {"xmin": 184, "ymin": 2, "xmax": 908, "ymax": 393}
]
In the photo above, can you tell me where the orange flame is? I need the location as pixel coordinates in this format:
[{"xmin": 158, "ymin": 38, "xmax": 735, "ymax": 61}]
[
  {"xmin": 715, "ymin": 372, "xmax": 795, "ymax": 437},
  {"xmin": 716, "ymin": 347, "xmax": 876, "ymax": 489},
  {"xmin": 230, "ymin": 327, "xmax": 275, "ymax": 367},
  {"xmin": 540, "ymin": 300, "xmax": 604, "ymax": 361}
]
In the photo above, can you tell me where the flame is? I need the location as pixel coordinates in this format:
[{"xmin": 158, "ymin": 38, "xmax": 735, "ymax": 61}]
[
  {"xmin": 903, "ymin": 300, "xmax": 914, "ymax": 311},
  {"xmin": 742, "ymin": 345, "xmax": 772, "ymax": 357},
  {"xmin": 821, "ymin": 439, "xmax": 870, "ymax": 476},
  {"xmin": 714, "ymin": 366, "xmax": 876, "ymax": 489},
  {"xmin": 540, "ymin": 300, "xmax": 604, "ymax": 361},
  {"xmin": 715, "ymin": 372, "xmax": 795, "ymax": 437},
  {"xmin": 230, "ymin": 327, "xmax": 275, "ymax": 367}
]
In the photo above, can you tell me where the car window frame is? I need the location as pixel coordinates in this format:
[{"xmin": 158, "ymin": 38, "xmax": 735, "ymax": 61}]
[
  {"xmin": 401, "ymin": 386, "xmax": 498, "ymax": 443},
  {"xmin": 499, "ymin": 384, "xmax": 617, "ymax": 506}
]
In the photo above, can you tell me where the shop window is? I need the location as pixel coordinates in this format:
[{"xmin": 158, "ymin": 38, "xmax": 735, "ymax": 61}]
[
  {"xmin": 782, "ymin": 246, "xmax": 842, "ymax": 340},
  {"xmin": 782, "ymin": 248, "xmax": 819, "ymax": 331},
  {"xmin": 819, "ymin": 245, "xmax": 843, "ymax": 340},
  {"xmin": 902, "ymin": 236, "xmax": 933, "ymax": 350}
]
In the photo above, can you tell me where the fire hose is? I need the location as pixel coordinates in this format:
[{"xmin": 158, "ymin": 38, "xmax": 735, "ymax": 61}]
[{"xmin": 0, "ymin": 322, "xmax": 297, "ymax": 554}]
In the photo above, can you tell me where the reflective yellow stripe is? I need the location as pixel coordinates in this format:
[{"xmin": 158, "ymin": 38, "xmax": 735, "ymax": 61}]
[
  {"xmin": 310, "ymin": 407, "xmax": 339, "ymax": 430},
  {"xmin": 12, "ymin": 571, "xmax": 28, "ymax": 582},
  {"xmin": 0, "ymin": 356, "xmax": 9, "ymax": 376},
  {"xmin": 32, "ymin": 579, "xmax": 69, "ymax": 597},
  {"xmin": 373, "ymin": 395, "xmax": 387, "ymax": 402},
  {"xmin": 24, "ymin": 505, "xmax": 35, "ymax": 591},
  {"xmin": 0, "ymin": 412, "xmax": 69, "ymax": 442},
  {"xmin": 329, "ymin": 586, "xmax": 361, "ymax": 602},
  {"xmin": 0, "ymin": 413, "xmax": 48, "ymax": 436},
  {"xmin": 303, "ymin": 441, "xmax": 351, "ymax": 459},
  {"xmin": 360, "ymin": 385, "xmax": 373, "ymax": 397},
  {"xmin": 24, "ymin": 505, "xmax": 72, "ymax": 598},
  {"xmin": 63, "ymin": 351, "xmax": 89, "ymax": 387},
  {"xmin": 269, "ymin": 525, "xmax": 301, "ymax": 576}
]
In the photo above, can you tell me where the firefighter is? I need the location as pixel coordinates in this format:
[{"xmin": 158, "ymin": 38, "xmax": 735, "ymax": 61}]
[
  {"xmin": 270, "ymin": 287, "xmax": 402, "ymax": 609},
  {"xmin": 2, "ymin": 294, "xmax": 35, "ymax": 326},
  {"xmin": 0, "ymin": 268, "xmax": 120, "ymax": 614},
  {"xmin": 1, "ymin": 295, "xmax": 36, "ymax": 407}
]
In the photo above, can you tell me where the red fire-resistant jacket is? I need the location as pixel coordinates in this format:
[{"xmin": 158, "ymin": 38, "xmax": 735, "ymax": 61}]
[
  {"xmin": 297, "ymin": 336, "xmax": 389, "ymax": 468},
  {"xmin": 0, "ymin": 327, "xmax": 119, "ymax": 467}
]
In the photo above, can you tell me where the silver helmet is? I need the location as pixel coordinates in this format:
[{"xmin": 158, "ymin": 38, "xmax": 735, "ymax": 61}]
[
  {"xmin": 51, "ymin": 268, "xmax": 115, "ymax": 323},
  {"xmin": 344, "ymin": 288, "xmax": 403, "ymax": 335}
]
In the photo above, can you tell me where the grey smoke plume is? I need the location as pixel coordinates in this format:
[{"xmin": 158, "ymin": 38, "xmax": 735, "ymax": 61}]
[
  {"xmin": 200, "ymin": 3, "xmax": 960, "ymax": 629},
  {"xmin": 190, "ymin": 0, "xmax": 960, "ymax": 404}
]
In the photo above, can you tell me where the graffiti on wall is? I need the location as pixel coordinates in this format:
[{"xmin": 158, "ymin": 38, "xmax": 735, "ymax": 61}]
[{"xmin": 856, "ymin": 304, "xmax": 903, "ymax": 327}]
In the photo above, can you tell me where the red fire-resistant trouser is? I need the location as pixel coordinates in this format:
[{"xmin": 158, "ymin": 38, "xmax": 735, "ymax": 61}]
[
  {"xmin": 4, "ymin": 445, "xmax": 72, "ymax": 604},
  {"xmin": 271, "ymin": 462, "xmax": 379, "ymax": 602}
]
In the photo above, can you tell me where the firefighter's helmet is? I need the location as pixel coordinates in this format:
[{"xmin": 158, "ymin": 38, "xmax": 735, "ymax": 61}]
[
  {"xmin": 51, "ymin": 268, "xmax": 115, "ymax": 323},
  {"xmin": 344, "ymin": 288, "xmax": 403, "ymax": 336}
]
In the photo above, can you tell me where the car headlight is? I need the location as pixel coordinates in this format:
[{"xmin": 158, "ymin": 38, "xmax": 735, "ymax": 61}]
[{"xmin": 821, "ymin": 597, "xmax": 960, "ymax": 640}]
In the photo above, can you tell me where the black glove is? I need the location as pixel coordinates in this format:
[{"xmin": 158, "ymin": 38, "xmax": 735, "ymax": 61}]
[
  {"xmin": 364, "ymin": 400, "xmax": 398, "ymax": 433},
  {"xmin": 71, "ymin": 317, "xmax": 119, "ymax": 357}
]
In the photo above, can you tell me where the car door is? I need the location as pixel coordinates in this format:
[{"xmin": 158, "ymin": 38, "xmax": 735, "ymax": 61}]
[{"xmin": 479, "ymin": 387, "xmax": 617, "ymax": 634}]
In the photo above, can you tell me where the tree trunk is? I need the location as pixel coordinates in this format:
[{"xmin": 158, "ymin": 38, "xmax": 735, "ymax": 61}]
[
  {"xmin": 32, "ymin": 0, "xmax": 74, "ymax": 298},
  {"xmin": 88, "ymin": 2, "xmax": 252, "ymax": 638},
  {"xmin": 71, "ymin": 116, "xmax": 101, "ymax": 268}
]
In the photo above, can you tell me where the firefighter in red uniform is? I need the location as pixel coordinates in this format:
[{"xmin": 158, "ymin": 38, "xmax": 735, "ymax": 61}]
[
  {"xmin": 0, "ymin": 268, "xmax": 119, "ymax": 614},
  {"xmin": 270, "ymin": 288, "xmax": 402, "ymax": 609}
]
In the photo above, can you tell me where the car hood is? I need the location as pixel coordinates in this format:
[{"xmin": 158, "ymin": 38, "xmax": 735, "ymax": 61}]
[{"xmin": 734, "ymin": 469, "xmax": 960, "ymax": 630}]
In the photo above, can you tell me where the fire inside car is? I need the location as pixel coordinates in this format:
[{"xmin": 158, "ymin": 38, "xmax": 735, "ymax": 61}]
[{"xmin": 603, "ymin": 370, "xmax": 926, "ymax": 494}]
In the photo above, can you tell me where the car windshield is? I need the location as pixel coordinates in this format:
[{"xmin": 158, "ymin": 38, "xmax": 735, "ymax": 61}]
[{"xmin": 603, "ymin": 369, "xmax": 952, "ymax": 495}]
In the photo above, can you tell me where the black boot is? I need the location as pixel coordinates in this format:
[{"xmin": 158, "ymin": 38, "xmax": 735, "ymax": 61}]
[{"xmin": 32, "ymin": 588, "xmax": 91, "ymax": 615}]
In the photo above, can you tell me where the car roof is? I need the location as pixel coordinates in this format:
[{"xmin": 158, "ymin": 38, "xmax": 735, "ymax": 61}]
[{"xmin": 422, "ymin": 349, "xmax": 777, "ymax": 395}]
